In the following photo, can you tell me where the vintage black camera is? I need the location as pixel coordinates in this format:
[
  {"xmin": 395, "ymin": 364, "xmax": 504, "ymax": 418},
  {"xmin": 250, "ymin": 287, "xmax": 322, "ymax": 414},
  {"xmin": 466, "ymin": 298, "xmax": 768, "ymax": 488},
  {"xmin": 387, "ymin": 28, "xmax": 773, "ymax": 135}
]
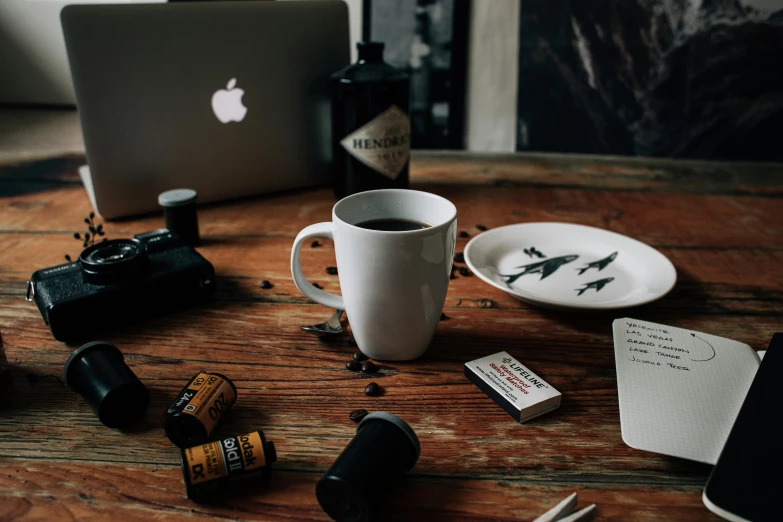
[{"xmin": 27, "ymin": 228, "xmax": 216, "ymax": 342}]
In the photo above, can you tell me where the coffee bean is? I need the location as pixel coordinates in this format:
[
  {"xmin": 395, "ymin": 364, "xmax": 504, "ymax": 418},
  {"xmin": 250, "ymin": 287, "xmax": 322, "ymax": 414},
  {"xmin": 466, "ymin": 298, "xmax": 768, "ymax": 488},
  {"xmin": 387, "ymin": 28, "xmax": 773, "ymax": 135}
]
[
  {"xmin": 476, "ymin": 224, "xmax": 488, "ymax": 231},
  {"xmin": 353, "ymin": 351, "xmax": 368, "ymax": 361},
  {"xmin": 311, "ymin": 240, "xmax": 322, "ymax": 248},
  {"xmin": 459, "ymin": 266, "xmax": 472, "ymax": 277},
  {"xmin": 454, "ymin": 253, "xmax": 465, "ymax": 263},
  {"xmin": 458, "ymin": 231, "xmax": 470, "ymax": 238},
  {"xmin": 478, "ymin": 298, "xmax": 498, "ymax": 308},
  {"xmin": 440, "ymin": 312, "xmax": 449, "ymax": 321},
  {"xmin": 349, "ymin": 409, "xmax": 369, "ymax": 422},
  {"xmin": 361, "ymin": 361, "xmax": 377, "ymax": 373},
  {"xmin": 346, "ymin": 360, "xmax": 361, "ymax": 372},
  {"xmin": 326, "ymin": 266, "xmax": 338, "ymax": 275},
  {"xmin": 364, "ymin": 382, "xmax": 381, "ymax": 397},
  {"xmin": 260, "ymin": 280, "xmax": 273, "ymax": 289},
  {"xmin": 313, "ymin": 282, "xmax": 323, "ymax": 289}
]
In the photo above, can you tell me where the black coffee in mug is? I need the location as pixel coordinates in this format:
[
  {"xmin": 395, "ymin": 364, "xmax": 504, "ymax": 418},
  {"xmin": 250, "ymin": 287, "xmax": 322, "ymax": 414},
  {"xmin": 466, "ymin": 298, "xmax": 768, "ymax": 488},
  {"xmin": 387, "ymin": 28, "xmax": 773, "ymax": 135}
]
[{"xmin": 355, "ymin": 218, "xmax": 431, "ymax": 232}]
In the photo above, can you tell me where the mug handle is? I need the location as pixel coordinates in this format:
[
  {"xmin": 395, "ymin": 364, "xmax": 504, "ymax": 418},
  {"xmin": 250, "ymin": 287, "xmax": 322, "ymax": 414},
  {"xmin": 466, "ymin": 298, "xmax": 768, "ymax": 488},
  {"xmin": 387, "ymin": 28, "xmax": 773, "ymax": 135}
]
[{"xmin": 290, "ymin": 222, "xmax": 345, "ymax": 310}]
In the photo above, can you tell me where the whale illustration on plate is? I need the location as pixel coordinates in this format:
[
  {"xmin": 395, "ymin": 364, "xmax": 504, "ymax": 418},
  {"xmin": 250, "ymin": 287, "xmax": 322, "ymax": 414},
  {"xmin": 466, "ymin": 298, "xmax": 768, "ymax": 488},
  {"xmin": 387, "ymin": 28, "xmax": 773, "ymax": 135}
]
[
  {"xmin": 576, "ymin": 251, "xmax": 618, "ymax": 275},
  {"xmin": 500, "ymin": 254, "xmax": 579, "ymax": 284},
  {"xmin": 464, "ymin": 223, "xmax": 676, "ymax": 310},
  {"xmin": 576, "ymin": 277, "xmax": 615, "ymax": 296}
]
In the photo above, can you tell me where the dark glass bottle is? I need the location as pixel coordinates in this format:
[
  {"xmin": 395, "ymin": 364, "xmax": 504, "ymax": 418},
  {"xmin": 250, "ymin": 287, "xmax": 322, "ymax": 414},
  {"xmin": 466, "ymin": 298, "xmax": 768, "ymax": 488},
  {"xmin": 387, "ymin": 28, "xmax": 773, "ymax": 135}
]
[{"xmin": 331, "ymin": 42, "xmax": 411, "ymax": 199}]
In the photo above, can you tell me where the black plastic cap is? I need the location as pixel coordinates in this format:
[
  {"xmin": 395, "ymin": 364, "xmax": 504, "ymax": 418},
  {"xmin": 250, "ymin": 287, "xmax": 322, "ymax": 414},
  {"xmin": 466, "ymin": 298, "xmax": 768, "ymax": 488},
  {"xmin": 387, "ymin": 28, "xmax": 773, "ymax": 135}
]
[
  {"xmin": 159, "ymin": 189, "xmax": 200, "ymax": 246},
  {"xmin": 357, "ymin": 41, "xmax": 384, "ymax": 62},
  {"xmin": 357, "ymin": 412, "xmax": 420, "ymax": 467},
  {"xmin": 315, "ymin": 412, "xmax": 420, "ymax": 522},
  {"xmin": 64, "ymin": 341, "xmax": 149, "ymax": 429},
  {"xmin": 158, "ymin": 188, "xmax": 197, "ymax": 208}
]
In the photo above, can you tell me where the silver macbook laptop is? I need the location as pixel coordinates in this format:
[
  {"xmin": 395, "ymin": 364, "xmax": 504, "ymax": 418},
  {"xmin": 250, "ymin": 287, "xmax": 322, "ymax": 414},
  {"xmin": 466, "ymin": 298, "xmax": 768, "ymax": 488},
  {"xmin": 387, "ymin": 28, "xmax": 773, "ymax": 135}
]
[{"xmin": 61, "ymin": 1, "xmax": 349, "ymax": 219}]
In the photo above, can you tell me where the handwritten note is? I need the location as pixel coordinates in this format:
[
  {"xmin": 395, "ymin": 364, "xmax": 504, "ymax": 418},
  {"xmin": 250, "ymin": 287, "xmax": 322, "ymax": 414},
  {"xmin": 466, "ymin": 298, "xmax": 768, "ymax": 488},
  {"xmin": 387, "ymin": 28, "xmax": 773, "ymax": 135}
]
[{"xmin": 613, "ymin": 318, "xmax": 760, "ymax": 464}]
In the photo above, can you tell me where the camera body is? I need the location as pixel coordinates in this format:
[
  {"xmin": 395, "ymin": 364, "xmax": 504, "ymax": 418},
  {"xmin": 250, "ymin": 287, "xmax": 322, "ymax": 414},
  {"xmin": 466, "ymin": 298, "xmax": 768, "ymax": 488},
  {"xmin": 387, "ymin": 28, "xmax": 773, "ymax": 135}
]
[{"xmin": 28, "ymin": 229, "xmax": 216, "ymax": 342}]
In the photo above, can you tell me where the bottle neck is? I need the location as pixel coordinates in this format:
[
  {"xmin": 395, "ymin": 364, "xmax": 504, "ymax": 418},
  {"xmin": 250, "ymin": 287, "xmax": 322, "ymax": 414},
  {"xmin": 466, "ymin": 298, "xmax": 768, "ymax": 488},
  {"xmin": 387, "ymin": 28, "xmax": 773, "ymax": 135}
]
[{"xmin": 357, "ymin": 42, "xmax": 384, "ymax": 64}]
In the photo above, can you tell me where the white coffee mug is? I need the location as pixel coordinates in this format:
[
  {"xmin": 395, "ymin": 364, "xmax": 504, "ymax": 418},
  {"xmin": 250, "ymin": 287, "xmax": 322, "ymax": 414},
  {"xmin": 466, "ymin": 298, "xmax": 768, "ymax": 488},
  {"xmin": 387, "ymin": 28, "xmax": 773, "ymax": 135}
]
[{"xmin": 291, "ymin": 189, "xmax": 457, "ymax": 361}]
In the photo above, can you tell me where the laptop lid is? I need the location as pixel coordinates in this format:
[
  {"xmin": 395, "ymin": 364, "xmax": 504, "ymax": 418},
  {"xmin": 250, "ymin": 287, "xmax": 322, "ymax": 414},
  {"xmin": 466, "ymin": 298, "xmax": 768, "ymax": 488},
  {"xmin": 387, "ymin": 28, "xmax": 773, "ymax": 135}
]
[{"xmin": 62, "ymin": 1, "xmax": 349, "ymax": 218}]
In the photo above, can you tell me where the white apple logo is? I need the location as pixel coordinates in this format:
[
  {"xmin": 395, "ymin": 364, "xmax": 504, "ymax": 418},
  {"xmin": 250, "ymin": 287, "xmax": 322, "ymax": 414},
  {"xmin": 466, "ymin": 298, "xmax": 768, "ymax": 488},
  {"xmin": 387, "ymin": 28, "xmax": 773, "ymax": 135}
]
[{"xmin": 211, "ymin": 78, "xmax": 247, "ymax": 123}]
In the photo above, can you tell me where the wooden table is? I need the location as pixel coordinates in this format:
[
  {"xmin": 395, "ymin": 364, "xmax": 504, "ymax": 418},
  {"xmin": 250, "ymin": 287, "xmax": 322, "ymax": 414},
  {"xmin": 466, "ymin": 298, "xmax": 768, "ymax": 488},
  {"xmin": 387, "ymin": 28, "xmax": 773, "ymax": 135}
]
[{"xmin": 1, "ymin": 151, "xmax": 781, "ymax": 521}]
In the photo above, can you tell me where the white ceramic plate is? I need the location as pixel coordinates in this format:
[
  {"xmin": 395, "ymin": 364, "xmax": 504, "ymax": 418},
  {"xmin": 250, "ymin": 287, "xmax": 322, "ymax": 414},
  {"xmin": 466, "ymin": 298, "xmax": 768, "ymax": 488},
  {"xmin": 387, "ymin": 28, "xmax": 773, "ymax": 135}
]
[{"xmin": 464, "ymin": 223, "xmax": 677, "ymax": 310}]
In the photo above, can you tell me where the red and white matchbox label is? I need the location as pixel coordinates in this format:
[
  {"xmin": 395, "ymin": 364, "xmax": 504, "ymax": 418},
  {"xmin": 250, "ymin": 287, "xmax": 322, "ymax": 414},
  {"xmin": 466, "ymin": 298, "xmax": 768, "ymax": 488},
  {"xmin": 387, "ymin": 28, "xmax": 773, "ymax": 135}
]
[{"xmin": 464, "ymin": 351, "xmax": 561, "ymax": 423}]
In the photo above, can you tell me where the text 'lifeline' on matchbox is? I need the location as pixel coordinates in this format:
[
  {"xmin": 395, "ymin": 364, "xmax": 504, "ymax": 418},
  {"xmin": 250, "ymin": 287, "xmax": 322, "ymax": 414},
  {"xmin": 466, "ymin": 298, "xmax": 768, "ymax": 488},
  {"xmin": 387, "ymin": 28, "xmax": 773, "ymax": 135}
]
[{"xmin": 464, "ymin": 352, "xmax": 561, "ymax": 423}]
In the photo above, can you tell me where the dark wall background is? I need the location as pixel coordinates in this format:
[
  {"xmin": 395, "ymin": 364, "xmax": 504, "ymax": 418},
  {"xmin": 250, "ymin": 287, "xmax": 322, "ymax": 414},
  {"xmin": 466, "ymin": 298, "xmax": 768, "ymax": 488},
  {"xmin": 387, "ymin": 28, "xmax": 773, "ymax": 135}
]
[
  {"xmin": 368, "ymin": 0, "xmax": 469, "ymax": 149},
  {"xmin": 516, "ymin": 0, "xmax": 783, "ymax": 162}
]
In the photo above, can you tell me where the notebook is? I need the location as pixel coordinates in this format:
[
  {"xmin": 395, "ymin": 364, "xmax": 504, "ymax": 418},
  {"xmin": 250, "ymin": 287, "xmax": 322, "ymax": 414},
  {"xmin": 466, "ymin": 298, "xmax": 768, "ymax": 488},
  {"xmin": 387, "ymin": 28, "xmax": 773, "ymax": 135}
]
[{"xmin": 613, "ymin": 318, "xmax": 761, "ymax": 464}]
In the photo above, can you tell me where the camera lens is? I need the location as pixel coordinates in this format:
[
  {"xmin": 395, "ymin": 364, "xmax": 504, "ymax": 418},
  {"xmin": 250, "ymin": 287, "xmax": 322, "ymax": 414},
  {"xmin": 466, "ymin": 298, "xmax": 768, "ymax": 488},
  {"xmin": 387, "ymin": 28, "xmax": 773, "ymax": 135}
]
[
  {"xmin": 79, "ymin": 239, "xmax": 150, "ymax": 285},
  {"xmin": 89, "ymin": 243, "xmax": 137, "ymax": 263}
]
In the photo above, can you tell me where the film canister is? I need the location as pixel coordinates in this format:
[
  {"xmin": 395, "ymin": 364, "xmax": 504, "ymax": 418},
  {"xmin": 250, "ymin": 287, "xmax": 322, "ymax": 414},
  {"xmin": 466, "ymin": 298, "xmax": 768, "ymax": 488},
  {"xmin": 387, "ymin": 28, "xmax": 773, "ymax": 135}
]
[
  {"xmin": 316, "ymin": 412, "xmax": 420, "ymax": 522},
  {"xmin": 158, "ymin": 188, "xmax": 200, "ymax": 246},
  {"xmin": 165, "ymin": 371, "xmax": 237, "ymax": 448},
  {"xmin": 63, "ymin": 341, "xmax": 150, "ymax": 429},
  {"xmin": 180, "ymin": 430, "xmax": 277, "ymax": 501}
]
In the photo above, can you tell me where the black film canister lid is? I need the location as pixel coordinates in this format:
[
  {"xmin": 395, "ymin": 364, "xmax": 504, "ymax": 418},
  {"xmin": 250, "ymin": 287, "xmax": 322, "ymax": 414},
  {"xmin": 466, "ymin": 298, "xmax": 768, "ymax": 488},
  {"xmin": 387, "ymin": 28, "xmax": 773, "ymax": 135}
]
[
  {"xmin": 158, "ymin": 188, "xmax": 200, "ymax": 246},
  {"xmin": 315, "ymin": 412, "xmax": 420, "ymax": 522},
  {"xmin": 63, "ymin": 341, "xmax": 149, "ymax": 429},
  {"xmin": 356, "ymin": 412, "xmax": 421, "ymax": 464}
]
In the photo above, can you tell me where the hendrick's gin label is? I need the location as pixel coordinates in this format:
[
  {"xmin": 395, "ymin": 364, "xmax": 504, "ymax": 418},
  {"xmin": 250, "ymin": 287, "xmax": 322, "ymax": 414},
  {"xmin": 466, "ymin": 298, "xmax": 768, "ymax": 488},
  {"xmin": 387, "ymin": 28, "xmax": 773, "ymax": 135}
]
[{"xmin": 331, "ymin": 41, "xmax": 411, "ymax": 198}]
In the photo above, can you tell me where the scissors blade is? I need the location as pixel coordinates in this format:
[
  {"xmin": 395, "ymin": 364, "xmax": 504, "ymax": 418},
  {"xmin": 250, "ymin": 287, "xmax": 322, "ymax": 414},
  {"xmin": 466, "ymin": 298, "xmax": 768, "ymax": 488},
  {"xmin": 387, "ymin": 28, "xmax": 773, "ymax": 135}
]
[
  {"xmin": 532, "ymin": 492, "xmax": 578, "ymax": 522},
  {"xmin": 557, "ymin": 504, "xmax": 596, "ymax": 522}
]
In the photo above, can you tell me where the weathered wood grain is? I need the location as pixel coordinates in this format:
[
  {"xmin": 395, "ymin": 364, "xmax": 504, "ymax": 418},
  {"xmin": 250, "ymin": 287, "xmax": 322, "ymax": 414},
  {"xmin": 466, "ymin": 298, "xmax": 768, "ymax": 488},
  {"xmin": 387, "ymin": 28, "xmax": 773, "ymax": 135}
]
[
  {"xmin": 0, "ymin": 460, "xmax": 715, "ymax": 522},
  {"xmin": 2, "ymin": 151, "xmax": 778, "ymax": 521},
  {"xmin": 2, "ymin": 181, "xmax": 782, "ymax": 251}
]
